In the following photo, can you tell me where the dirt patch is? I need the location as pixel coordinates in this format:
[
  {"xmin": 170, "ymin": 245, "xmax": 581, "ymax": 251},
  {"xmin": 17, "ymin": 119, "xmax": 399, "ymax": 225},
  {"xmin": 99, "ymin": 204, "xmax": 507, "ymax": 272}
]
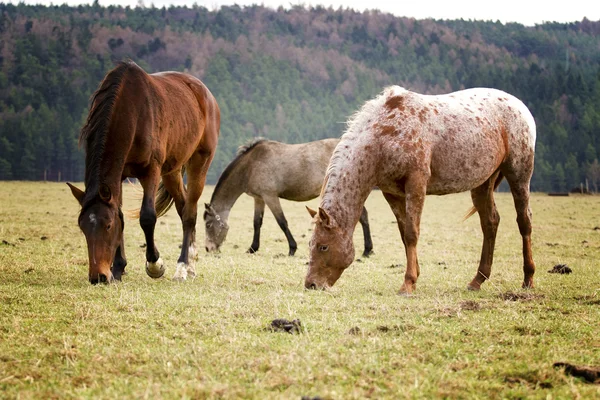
[
  {"xmin": 460, "ymin": 300, "xmax": 481, "ymax": 311},
  {"xmin": 269, "ymin": 319, "xmax": 302, "ymax": 334},
  {"xmin": 554, "ymin": 362, "xmax": 600, "ymax": 383},
  {"xmin": 499, "ymin": 292, "xmax": 543, "ymax": 302},
  {"xmin": 548, "ymin": 264, "xmax": 572, "ymax": 274},
  {"xmin": 376, "ymin": 324, "xmax": 415, "ymax": 333}
]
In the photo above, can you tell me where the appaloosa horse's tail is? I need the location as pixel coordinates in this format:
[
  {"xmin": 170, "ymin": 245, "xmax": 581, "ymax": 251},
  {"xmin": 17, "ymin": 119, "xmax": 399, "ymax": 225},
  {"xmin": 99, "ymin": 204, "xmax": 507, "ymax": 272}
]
[
  {"xmin": 463, "ymin": 171, "xmax": 504, "ymax": 221},
  {"xmin": 155, "ymin": 166, "xmax": 186, "ymax": 218}
]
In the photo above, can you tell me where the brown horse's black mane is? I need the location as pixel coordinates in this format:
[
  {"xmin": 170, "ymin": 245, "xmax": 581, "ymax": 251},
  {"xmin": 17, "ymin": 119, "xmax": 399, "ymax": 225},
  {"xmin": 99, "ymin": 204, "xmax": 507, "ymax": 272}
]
[
  {"xmin": 79, "ymin": 60, "xmax": 139, "ymax": 208},
  {"xmin": 210, "ymin": 137, "xmax": 268, "ymax": 203}
]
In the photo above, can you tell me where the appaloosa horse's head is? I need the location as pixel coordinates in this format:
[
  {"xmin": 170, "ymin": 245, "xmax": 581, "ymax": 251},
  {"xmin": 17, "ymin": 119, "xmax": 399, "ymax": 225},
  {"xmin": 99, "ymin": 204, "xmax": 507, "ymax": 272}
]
[
  {"xmin": 203, "ymin": 203, "xmax": 229, "ymax": 252},
  {"xmin": 68, "ymin": 182, "xmax": 122, "ymax": 284},
  {"xmin": 305, "ymin": 206, "xmax": 355, "ymax": 289}
]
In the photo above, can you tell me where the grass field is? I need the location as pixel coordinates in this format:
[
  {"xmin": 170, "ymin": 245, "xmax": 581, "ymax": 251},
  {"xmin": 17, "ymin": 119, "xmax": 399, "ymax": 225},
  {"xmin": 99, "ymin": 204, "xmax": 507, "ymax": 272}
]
[{"xmin": 1, "ymin": 181, "xmax": 599, "ymax": 399}]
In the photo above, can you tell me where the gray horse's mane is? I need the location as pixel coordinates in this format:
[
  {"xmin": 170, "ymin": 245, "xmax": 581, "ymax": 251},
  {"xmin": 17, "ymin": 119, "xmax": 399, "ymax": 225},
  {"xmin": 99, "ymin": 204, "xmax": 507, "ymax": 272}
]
[
  {"xmin": 237, "ymin": 137, "xmax": 268, "ymax": 156},
  {"xmin": 210, "ymin": 137, "xmax": 269, "ymax": 203}
]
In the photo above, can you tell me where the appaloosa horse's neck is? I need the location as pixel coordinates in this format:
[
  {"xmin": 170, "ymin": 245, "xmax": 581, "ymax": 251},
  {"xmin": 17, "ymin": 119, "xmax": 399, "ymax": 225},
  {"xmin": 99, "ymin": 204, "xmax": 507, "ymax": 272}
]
[{"xmin": 320, "ymin": 136, "xmax": 378, "ymax": 234}]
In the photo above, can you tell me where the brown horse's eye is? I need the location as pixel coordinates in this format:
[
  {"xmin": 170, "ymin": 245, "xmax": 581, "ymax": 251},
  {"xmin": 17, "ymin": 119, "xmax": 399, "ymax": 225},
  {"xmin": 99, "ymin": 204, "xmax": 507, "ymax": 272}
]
[
  {"xmin": 106, "ymin": 223, "xmax": 112, "ymax": 232},
  {"xmin": 206, "ymin": 222, "xmax": 212, "ymax": 228},
  {"xmin": 319, "ymin": 245, "xmax": 329, "ymax": 252}
]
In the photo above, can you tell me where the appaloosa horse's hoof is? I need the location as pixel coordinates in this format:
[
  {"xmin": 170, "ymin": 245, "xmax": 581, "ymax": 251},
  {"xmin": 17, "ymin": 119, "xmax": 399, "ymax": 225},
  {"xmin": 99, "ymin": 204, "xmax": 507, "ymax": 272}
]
[{"xmin": 146, "ymin": 257, "xmax": 165, "ymax": 279}]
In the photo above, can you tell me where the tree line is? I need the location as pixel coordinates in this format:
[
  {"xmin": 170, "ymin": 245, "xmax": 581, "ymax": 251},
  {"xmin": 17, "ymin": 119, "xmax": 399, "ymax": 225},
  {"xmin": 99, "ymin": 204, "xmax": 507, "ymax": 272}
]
[{"xmin": 1, "ymin": 2, "xmax": 599, "ymax": 192}]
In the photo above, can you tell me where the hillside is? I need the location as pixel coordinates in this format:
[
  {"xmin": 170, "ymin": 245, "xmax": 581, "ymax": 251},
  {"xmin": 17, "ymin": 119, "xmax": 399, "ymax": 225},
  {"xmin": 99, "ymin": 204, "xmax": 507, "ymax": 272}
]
[{"xmin": 1, "ymin": 2, "xmax": 599, "ymax": 191}]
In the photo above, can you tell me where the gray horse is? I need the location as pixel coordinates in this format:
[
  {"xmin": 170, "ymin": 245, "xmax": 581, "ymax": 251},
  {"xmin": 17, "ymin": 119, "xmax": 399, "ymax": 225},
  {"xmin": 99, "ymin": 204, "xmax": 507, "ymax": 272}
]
[{"xmin": 204, "ymin": 138, "xmax": 373, "ymax": 256}]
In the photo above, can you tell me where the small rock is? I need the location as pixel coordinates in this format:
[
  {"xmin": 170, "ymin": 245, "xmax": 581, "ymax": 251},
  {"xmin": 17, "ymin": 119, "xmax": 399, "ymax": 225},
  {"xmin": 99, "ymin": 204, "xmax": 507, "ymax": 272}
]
[
  {"xmin": 40, "ymin": 236, "xmax": 48, "ymax": 240},
  {"xmin": 348, "ymin": 326, "xmax": 361, "ymax": 335},
  {"xmin": 269, "ymin": 319, "xmax": 302, "ymax": 334}
]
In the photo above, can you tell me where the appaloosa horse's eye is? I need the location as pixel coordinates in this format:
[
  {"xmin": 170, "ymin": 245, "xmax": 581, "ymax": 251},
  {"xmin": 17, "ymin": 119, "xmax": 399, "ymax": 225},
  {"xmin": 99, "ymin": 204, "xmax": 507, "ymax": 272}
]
[{"xmin": 319, "ymin": 245, "xmax": 329, "ymax": 252}]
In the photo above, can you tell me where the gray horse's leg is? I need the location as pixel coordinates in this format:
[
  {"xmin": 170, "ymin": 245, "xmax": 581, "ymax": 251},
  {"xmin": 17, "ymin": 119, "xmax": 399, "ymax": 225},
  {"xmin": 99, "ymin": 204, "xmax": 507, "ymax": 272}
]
[
  {"xmin": 248, "ymin": 197, "xmax": 265, "ymax": 254},
  {"xmin": 358, "ymin": 206, "xmax": 374, "ymax": 257},
  {"xmin": 263, "ymin": 195, "xmax": 297, "ymax": 256}
]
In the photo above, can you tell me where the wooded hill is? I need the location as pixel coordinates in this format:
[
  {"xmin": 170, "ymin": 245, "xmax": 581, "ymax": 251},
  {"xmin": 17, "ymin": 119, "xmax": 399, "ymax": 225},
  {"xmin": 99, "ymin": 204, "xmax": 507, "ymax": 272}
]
[{"xmin": 1, "ymin": 2, "xmax": 600, "ymax": 192}]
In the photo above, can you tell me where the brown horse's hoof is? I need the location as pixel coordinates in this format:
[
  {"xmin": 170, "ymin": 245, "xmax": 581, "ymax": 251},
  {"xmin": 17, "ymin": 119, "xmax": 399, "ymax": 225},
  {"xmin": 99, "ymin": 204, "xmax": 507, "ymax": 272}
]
[{"xmin": 146, "ymin": 258, "xmax": 165, "ymax": 279}]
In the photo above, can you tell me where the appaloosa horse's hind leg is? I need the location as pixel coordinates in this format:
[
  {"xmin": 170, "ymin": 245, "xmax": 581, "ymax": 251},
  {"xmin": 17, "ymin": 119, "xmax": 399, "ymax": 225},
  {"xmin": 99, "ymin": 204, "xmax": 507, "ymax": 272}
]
[
  {"xmin": 358, "ymin": 206, "xmax": 374, "ymax": 257},
  {"xmin": 172, "ymin": 151, "xmax": 214, "ymax": 281},
  {"xmin": 467, "ymin": 171, "xmax": 502, "ymax": 291},
  {"xmin": 504, "ymin": 170, "xmax": 536, "ymax": 289},
  {"xmin": 139, "ymin": 169, "xmax": 165, "ymax": 279},
  {"xmin": 263, "ymin": 195, "xmax": 297, "ymax": 256},
  {"xmin": 248, "ymin": 197, "xmax": 265, "ymax": 254}
]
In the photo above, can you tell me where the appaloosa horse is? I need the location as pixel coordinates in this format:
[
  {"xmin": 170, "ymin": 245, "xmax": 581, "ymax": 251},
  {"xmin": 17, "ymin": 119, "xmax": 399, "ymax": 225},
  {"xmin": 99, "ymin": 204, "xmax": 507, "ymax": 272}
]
[
  {"xmin": 68, "ymin": 60, "xmax": 220, "ymax": 283},
  {"xmin": 306, "ymin": 86, "xmax": 536, "ymax": 294},
  {"xmin": 204, "ymin": 138, "xmax": 373, "ymax": 256}
]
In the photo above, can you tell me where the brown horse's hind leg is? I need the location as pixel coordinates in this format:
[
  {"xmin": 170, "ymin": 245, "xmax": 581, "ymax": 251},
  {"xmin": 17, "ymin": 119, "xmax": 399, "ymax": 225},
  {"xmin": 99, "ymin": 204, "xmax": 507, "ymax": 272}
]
[
  {"xmin": 467, "ymin": 172, "xmax": 501, "ymax": 291},
  {"xmin": 139, "ymin": 169, "xmax": 165, "ymax": 279},
  {"xmin": 358, "ymin": 207, "xmax": 374, "ymax": 257},
  {"xmin": 263, "ymin": 195, "xmax": 297, "ymax": 256},
  {"xmin": 505, "ymin": 175, "xmax": 536, "ymax": 288},
  {"xmin": 172, "ymin": 151, "xmax": 214, "ymax": 281},
  {"xmin": 248, "ymin": 197, "xmax": 265, "ymax": 254}
]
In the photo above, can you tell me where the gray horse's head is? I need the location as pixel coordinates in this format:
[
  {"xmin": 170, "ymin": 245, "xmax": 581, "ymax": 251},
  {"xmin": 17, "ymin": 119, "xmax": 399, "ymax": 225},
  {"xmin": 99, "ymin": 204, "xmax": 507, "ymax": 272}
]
[{"xmin": 203, "ymin": 203, "xmax": 229, "ymax": 252}]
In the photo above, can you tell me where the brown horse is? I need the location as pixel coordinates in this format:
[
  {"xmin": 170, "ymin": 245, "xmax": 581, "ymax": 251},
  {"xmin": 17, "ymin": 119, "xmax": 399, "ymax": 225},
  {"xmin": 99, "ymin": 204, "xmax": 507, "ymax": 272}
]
[
  {"xmin": 204, "ymin": 138, "xmax": 373, "ymax": 256},
  {"xmin": 67, "ymin": 60, "xmax": 220, "ymax": 284},
  {"xmin": 306, "ymin": 86, "xmax": 536, "ymax": 294}
]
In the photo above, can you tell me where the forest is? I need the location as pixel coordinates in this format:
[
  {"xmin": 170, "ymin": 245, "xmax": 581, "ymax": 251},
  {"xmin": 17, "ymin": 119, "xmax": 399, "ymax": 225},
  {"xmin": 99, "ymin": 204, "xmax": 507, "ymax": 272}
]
[{"xmin": 0, "ymin": 2, "xmax": 599, "ymax": 192}]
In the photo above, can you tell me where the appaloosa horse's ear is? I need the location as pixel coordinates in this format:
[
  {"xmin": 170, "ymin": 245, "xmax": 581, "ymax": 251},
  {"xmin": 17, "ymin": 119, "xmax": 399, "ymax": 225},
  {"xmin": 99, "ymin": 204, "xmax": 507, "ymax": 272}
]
[
  {"xmin": 204, "ymin": 203, "xmax": 215, "ymax": 214},
  {"xmin": 99, "ymin": 183, "xmax": 112, "ymax": 202},
  {"xmin": 66, "ymin": 182, "xmax": 85, "ymax": 205},
  {"xmin": 306, "ymin": 206, "xmax": 317, "ymax": 218},
  {"xmin": 318, "ymin": 207, "xmax": 331, "ymax": 227}
]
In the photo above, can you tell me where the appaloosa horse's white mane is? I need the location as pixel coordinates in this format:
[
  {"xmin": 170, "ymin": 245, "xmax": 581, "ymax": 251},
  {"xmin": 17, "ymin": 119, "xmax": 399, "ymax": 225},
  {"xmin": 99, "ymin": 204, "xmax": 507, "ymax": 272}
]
[{"xmin": 323, "ymin": 87, "xmax": 408, "ymax": 193}]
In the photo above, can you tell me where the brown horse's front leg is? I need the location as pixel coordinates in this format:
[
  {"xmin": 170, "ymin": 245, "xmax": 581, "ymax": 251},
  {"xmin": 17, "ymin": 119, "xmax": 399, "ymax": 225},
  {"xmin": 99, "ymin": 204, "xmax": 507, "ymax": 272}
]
[
  {"xmin": 139, "ymin": 170, "xmax": 165, "ymax": 279},
  {"xmin": 400, "ymin": 179, "xmax": 426, "ymax": 295}
]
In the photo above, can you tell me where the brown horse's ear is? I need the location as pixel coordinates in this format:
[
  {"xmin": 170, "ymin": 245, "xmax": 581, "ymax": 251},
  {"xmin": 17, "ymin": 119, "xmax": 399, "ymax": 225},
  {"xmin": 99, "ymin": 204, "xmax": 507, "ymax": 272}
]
[
  {"xmin": 67, "ymin": 182, "xmax": 85, "ymax": 205},
  {"xmin": 306, "ymin": 206, "xmax": 317, "ymax": 218},
  {"xmin": 318, "ymin": 207, "xmax": 331, "ymax": 227},
  {"xmin": 99, "ymin": 183, "xmax": 112, "ymax": 202}
]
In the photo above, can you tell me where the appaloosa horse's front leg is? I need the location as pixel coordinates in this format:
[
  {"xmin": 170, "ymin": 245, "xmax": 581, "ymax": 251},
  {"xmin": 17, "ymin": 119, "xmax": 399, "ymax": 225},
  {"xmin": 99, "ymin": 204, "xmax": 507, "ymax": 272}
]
[
  {"xmin": 264, "ymin": 195, "xmax": 297, "ymax": 256},
  {"xmin": 399, "ymin": 178, "xmax": 427, "ymax": 294},
  {"xmin": 172, "ymin": 152, "xmax": 214, "ymax": 281},
  {"xmin": 248, "ymin": 197, "xmax": 265, "ymax": 254},
  {"xmin": 139, "ymin": 170, "xmax": 165, "ymax": 279},
  {"xmin": 358, "ymin": 206, "xmax": 374, "ymax": 257},
  {"xmin": 467, "ymin": 173, "xmax": 501, "ymax": 291}
]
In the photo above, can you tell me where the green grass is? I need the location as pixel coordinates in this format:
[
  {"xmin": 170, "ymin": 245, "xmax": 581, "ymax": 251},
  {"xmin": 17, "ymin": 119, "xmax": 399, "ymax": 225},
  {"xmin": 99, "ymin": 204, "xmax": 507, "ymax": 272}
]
[{"xmin": 1, "ymin": 181, "xmax": 599, "ymax": 399}]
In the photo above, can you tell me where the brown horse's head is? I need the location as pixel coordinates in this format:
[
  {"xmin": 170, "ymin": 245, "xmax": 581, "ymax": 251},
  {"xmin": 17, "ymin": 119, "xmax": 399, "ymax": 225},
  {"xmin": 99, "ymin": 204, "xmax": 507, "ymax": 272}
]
[
  {"xmin": 305, "ymin": 206, "xmax": 355, "ymax": 289},
  {"xmin": 203, "ymin": 203, "xmax": 229, "ymax": 252},
  {"xmin": 68, "ymin": 183, "xmax": 122, "ymax": 284}
]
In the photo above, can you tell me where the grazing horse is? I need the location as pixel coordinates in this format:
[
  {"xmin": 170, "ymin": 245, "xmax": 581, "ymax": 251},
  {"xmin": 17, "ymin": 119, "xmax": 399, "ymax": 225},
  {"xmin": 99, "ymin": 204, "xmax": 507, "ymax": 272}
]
[
  {"xmin": 67, "ymin": 60, "xmax": 220, "ymax": 283},
  {"xmin": 306, "ymin": 86, "xmax": 536, "ymax": 294},
  {"xmin": 203, "ymin": 138, "xmax": 374, "ymax": 256}
]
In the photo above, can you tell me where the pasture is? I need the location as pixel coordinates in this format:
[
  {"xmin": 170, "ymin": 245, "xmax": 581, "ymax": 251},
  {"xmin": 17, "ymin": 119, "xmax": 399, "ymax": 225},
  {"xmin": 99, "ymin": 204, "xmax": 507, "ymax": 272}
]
[{"xmin": 1, "ymin": 181, "xmax": 599, "ymax": 399}]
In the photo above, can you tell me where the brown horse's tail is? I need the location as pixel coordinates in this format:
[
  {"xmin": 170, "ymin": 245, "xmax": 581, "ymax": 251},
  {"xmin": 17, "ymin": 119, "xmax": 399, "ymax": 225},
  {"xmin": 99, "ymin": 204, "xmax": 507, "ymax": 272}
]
[
  {"xmin": 463, "ymin": 172, "xmax": 504, "ymax": 221},
  {"xmin": 155, "ymin": 167, "xmax": 186, "ymax": 218}
]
